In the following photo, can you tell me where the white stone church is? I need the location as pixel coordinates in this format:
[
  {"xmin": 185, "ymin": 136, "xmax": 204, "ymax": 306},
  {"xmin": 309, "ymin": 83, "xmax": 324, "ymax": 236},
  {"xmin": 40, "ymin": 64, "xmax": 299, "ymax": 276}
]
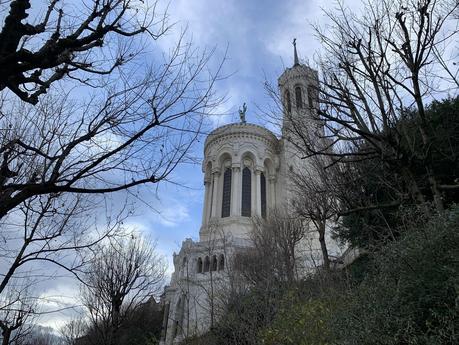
[{"xmin": 159, "ymin": 46, "xmax": 341, "ymax": 345}]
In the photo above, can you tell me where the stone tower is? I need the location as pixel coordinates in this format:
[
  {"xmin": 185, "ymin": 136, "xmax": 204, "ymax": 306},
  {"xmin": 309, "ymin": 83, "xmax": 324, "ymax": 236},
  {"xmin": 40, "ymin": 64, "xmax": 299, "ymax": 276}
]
[{"xmin": 276, "ymin": 39, "xmax": 321, "ymax": 207}]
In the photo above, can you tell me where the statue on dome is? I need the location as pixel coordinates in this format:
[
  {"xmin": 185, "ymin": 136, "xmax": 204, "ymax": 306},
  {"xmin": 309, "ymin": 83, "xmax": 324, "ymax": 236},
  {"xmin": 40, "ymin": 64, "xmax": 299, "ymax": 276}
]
[{"xmin": 239, "ymin": 102, "xmax": 247, "ymax": 124}]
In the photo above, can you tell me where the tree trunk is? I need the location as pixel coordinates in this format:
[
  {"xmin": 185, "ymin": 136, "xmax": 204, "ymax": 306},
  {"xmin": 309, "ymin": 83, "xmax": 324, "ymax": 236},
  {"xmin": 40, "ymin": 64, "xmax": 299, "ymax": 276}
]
[
  {"xmin": 2, "ymin": 328, "xmax": 11, "ymax": 345},
  {"xmin": 318, "ymin": 221, "xmax": 330, "ymax": 272},
  {"xmin": 209, "ymin": 270, "xmax": 214, "ymax": 330},
  {"xmin": 110, "ymin": 301, "xmax": 121, "ymax": 345}
]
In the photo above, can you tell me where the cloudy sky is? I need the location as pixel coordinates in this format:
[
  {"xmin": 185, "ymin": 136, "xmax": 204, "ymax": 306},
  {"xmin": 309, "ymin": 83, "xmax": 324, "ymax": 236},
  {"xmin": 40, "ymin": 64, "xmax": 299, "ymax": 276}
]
[{"xmin": 29, "ymin": 0, "xmax": 365, "ymax": 330}]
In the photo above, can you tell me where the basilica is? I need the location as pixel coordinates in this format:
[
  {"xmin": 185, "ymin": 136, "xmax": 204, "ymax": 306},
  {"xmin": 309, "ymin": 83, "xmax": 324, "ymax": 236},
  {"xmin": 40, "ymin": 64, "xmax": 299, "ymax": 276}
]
[{"xmin": 159, "ymin": 45, "xmax": 335, "ymax": 345}]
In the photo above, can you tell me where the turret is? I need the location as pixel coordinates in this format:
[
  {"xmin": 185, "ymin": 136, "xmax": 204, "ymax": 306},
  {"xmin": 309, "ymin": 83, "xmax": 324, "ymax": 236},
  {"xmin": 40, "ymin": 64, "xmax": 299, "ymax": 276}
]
[{"xmin": 278, "ymin": 39, "xmax": 319, "ymax": 138}]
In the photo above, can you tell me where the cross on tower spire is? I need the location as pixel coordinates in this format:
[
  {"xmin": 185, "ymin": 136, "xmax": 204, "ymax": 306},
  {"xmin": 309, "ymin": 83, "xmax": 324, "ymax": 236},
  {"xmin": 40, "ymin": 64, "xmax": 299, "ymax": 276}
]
[{"xmin": 293, "ymin": 38, "xmax": 299, "ymax": 66}]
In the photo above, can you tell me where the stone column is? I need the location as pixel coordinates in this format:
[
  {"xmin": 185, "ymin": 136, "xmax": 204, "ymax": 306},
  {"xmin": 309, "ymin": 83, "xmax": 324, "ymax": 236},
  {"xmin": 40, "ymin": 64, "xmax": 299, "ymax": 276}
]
[
  {"xmin": 201, "ymin": 177, "xmax": 211, "ymax": 224},
  {"xmin": 210, "ymin": 168, "xmax": 220, "ymax": 218},
  {"xmin": 253, "ymin": 169, "xmax": 262, "ymax": 216},
  {"xmin": 269, "ymin": 175, "xmax": 277, "ymax": 210},
  {"xmin": 231, "ymin": 165, "xmax": 241, "ymax": 216}
]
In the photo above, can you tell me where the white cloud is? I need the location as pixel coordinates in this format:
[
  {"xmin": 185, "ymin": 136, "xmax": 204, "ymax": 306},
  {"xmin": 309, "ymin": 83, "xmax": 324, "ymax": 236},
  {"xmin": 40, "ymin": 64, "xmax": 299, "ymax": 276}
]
[
  {"xmin": 153, "ymin": 199, "xmax": 191, "ymax": 227},
  {"xmin": 36, "ymin": 280, "xmax": 84, "ymax": 331}
]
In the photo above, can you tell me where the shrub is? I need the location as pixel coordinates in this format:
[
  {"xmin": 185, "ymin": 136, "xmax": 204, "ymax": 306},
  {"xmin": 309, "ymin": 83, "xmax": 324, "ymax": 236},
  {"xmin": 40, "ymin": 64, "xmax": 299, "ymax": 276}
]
[{"xmin": 333, "ymin": 206, "xmax": 459, "ymax": 345}]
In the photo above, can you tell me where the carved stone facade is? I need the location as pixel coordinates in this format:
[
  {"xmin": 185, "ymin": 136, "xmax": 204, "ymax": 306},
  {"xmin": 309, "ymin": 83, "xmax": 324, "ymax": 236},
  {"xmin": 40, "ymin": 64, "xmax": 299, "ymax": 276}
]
[{"xmin": 159, "ymin": 54, "xmax": 330, "ymax": 345}]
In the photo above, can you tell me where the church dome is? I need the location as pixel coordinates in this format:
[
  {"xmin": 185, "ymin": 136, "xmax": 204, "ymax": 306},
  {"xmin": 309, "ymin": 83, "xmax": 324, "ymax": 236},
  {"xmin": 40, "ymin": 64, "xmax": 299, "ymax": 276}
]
[
  {"xmin": 200, "ymin": 122, "xmax": 280, "ymax": 241},
  {"xmin": 204, "ymin": 122, "xmax": 279, "ymax": 154}
]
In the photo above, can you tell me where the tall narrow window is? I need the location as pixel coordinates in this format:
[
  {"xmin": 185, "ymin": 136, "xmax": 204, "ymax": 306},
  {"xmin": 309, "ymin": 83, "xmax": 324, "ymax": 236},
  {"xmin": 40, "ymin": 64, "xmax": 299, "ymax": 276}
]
[
  {"xmin": 295, "ymin": 86, "xmax": 303, "ymax": 109},
  {"xmin": 221, "ymin": 168, "xmax": 232, "ymax": 217},
  {"xmin": 285, "ymin": 90, "xmax": 291, "ymax": 113},
  {"xmin": 260, "ymin": 172, "xmax": 267, "ymax": 218},
  {"xmin": 204, "ymin": 256, "xmax": 210, "ymax": 272},
  {"xmin": 197, "ymin": 257, "xmax": 203, "ymax": 273},
  {"xmin": 307, "ymin": 85, "xmax": 313, "ymax": 108},
  {"xmin": 181, "ymin": 257, "xmax": 187, "ymax": 277},
  {"xmin": 241, "ymin": 167, "xmax": 252, "ymax": 217},
  {"xmin": 218, "ymin": 254, "xmax": 225, "ymax": 271},
  {"xmin": 307, "ymin": 85, "xmax": 318, "ymax": 109},
  {"xmin": 211, "ymin": 255, "xmax": 218, "ymax": 271}
]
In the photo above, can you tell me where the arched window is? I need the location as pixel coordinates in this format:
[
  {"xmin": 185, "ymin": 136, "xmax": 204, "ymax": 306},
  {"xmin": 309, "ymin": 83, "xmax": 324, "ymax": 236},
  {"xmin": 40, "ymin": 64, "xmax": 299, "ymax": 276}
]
[
  {"xmin": 241, "ymin": 167, "xmax": 252, "ymax": 217},
  {"xmin": 196, "ymin": 257, "xmax": 203, "ymax": 273},
  {"xmin": 295, "ymin": 86, "xmax": 303, "ymax": 109},
  {"xmin": 260, "ymin": 172, "xmax": 267, "ymax": 218},
  {"xmin": 181, "ymin": 257, "xmax": 187, "ymax": 276},
  {"xmin": 285, "ymin": 90, "xmax": 291, "ymax": 113},
  {"xmin": 211, "ymin": 255, "xmax": 218, "ymax": 271},
  {"xmin": 218, "ymin": 254, "xmax": 225, "ymax": 271},
  {"xmin": 307, "ymin": 85, "xmax": 318, "ymax": 109},
  {"xmin": 204, "ymin": 256, "xmax": 210, "ymax": 272},
  {"xmin": 221, "ymin": 168, "xmax": 232, "ymax": 218}
]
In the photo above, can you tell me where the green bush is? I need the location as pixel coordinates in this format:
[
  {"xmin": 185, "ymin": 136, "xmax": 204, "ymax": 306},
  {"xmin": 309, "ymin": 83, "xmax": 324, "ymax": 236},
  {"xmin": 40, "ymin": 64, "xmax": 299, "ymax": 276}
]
[
  {"xmin": 262, "ymin": 294, "xmax": 336, "ymax": 345},
  {"xmin": 333, "ymin": 206, "xmax": 459, "ymax": 345}
]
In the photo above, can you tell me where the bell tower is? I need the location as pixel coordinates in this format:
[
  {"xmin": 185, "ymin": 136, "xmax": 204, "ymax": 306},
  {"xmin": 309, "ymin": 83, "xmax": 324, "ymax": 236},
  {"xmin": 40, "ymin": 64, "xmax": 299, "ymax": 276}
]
[
  {"xmin": 278, "ymin": 39, "xmax": 320, "ymax": 138},
  {"xmin": 276, "ymin": 40, "xmax": 321, "ymax": 206}
]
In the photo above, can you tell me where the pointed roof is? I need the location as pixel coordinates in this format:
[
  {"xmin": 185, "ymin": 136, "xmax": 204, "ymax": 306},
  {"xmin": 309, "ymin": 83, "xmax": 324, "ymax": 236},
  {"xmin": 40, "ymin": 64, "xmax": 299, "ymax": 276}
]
[{"xmin": 293, "ymin": 38, "xmax": 299, "ymax": 66}]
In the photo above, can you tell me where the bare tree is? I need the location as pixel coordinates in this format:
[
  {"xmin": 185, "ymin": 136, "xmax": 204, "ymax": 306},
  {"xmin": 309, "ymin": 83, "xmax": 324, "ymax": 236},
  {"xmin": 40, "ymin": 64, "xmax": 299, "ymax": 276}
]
[
  {"xmin": 0, "ymin": 4, "xmax": 224, "ymax": 318},
  {"xmin": 0, "ymin": 36, "xmax": 224, "ymax": 220},
  {"xmin": 81, "ymin": 234, "xmax": 166, "ymax": 345},
  {"xmin": 291, "ymin": 154, "xmax": 339, "ymax": 271},
  {"xmin": 0, "ymin": 280, "xmax": 35, "ymax": 345},
  {"xmin": 0, "ymin": 190, "xmax": 125, "ymax": 309},
  {"xmin": 60, "ymin": 317, "xmax": 88, "ymax": 345},
  {"xmin": 303, "ymin": 0, "xmax": 459, "ymax": 212},
  {"xmin": 0, "ymin": 0, "xmax": 169, "ymax": 104},
  {"xmin": 22, "ymin": 327, "xmax": 59, "ymax": 345},
  {"xmin": 237, "ymin": 210, "xmax": 306, "ymax": 287},
  {"xmin": 266, "ymin": 0, "xmax": 458, "ymax": 216},
  {"xmin": 196, "ymin": 221, "xmax": 232, "ymax": 331}
]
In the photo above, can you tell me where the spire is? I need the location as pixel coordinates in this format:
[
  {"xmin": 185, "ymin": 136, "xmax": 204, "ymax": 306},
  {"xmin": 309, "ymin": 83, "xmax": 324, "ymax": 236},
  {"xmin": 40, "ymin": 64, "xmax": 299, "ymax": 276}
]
[{"xmin": 293, "ymin": 38, "xmax": 299, "ymax": 66}]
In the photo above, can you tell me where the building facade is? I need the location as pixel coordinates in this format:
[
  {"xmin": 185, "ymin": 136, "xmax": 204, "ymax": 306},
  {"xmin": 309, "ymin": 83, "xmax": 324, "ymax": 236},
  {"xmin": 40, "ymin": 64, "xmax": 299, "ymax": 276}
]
[{"xmin": 159, "ymin": 47, "xmax": 330, "ymax": 345}]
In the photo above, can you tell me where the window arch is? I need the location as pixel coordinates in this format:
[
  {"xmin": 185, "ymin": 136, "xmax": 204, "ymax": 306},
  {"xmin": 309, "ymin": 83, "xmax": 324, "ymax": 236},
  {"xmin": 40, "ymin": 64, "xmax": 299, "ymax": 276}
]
[
  {"xmin": 196, "ymin": 257, "xmax": 203, "ymax": 273},
  {"xmin": 211, "ymin": 255, "xmax": 218, "ymax": 271},
  {"xmin": 260, "ymin": 172, "xmax": 267, "ymax": 218},
  {"xmin": 307, "ymin": 85, "xmax": 318, "ymax": 109},
  {"xmin": 241, "ymin": 167, "xmax": 252, "ymax": 217},
  {"xmin": 285, "ymin": 90, "xmax": 291, "ymax": 113},
  {"xmin": 295, "ymin": 86, "xmax": 303, "ymax": 109},
  {"xmin": 204, "ymin": 256, "xmax": 210, "ymax": 272},
  {"xmin": 218, "ymin": 254, "xmax": 225, "ymax": 271},
  {"xmin": 221, "ymin": 168, "xmax": 232, "ymax": 218},
  {"xmin": 181, "ymin": 257, "xmax": 187, "ymax": 276}
]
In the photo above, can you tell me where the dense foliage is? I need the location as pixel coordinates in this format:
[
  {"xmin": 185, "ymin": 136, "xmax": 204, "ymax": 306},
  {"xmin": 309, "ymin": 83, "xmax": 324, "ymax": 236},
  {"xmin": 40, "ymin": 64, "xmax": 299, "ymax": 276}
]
[
  {"xmin": 189, "ymin": 206, "xmax": 458, "ymax": 345},
  {"xmin": 78, "ymin": 299, "xmax": 163, "ymax": 345},
  {"xmin": 337, "ymin": 97, "xmax": 459, "ymax": 249},
  {"xmin": 332, "ymin": 207, "xmax": 458, "ymax": 345}
]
